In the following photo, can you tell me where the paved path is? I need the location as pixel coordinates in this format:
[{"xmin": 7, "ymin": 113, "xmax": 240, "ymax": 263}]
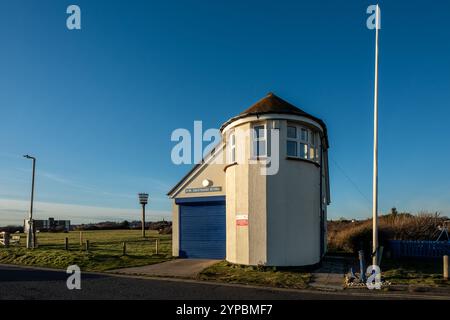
[
  {"xmin": 309, "ymin": 256, "xmax": 353, "ymax": 291},
  {"xmin": 1, "ymin": 264, "xmax": 448, "ymax": 300},
  {"xmin": 110, "ymin": 259, "xmax": 219, "ymax": 278}
]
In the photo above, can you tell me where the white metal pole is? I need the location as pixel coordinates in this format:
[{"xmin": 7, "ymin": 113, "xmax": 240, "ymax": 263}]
[{"xmin": 372, "ymin": 4, "xmax": 380, "ymax": 266}]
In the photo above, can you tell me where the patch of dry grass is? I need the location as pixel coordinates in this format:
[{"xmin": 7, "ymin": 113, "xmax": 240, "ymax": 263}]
[
  {"xmin": 328, "ymin": 212, "xmax": 448, "ymax": 254},
  {"xmin": 199, "ymin": 261, "xmax": 311, "ymax": 289}
]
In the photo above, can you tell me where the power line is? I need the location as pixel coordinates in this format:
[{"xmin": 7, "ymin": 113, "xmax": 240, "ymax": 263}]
[{"xmin": 329, "ymin": 156, "xmax": 372, "ymax": 209}]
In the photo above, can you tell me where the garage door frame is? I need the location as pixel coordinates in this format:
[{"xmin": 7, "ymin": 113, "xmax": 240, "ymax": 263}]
[{"xmin": 176, "ymin": 196, "xmax": 226, "ymax": 259}]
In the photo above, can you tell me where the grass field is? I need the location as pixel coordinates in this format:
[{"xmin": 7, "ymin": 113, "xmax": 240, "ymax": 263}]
[
  {"xmin": 0, "ymin": 230, "xmax": 172, "ymax": 272},
  {"xmin": 381, "ymin": 258, "xmax": 449, "ymax": 287},
  {"xmin": 199, "ymin": 261, "xmax": 311, "ymax": 289}
]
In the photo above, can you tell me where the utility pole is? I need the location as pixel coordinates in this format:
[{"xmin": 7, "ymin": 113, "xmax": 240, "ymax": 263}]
[
  {"xmin": 23, "ymin": 155, "xmax": 36, "ymax": 249},
  {"xmin": 138, "ymin": 193, "xmax": 149, "ymax": 238}
]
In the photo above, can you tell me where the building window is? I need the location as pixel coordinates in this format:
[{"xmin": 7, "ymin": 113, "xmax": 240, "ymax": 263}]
[
  {"xmin": 287, "ymin": 125, "xmax": 297, "ymax": 139},
  {"xmin": 309, "ymin": 131, "xmax": 318, "ymax": 162},
  {"xmin": 252, "ymin": 124, "xmax": 267, "ymax": 157},
  {"xmin": 301, "ymin": 128, "xmax": 308, "ymax": 141},
  {"xmin": 229, "ymin": 133, "xmax": 236, "ymax": 163},
  {"xmin": 287, "ymin": 123, "xmax": 319, "ymax": 163},
  {"xmin": 300, "ymin": 143, "xmax": 308, "ymax": 159},
  {"xmin": 287, "ymin": 141, "xmax": 297, "ymax": 157},
  {"xmin": 287, "ymin": 126, "xmax": 297, "ymax": 157}
]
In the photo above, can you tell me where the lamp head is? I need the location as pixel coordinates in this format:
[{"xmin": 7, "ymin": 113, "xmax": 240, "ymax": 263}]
[{"xmin": 138, "ymin": 193, "xmax": 149, "ymax": 205}]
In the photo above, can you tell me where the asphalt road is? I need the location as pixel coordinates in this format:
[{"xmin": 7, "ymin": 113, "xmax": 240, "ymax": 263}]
[{"xmin": 0, "ymin": 264, "xmax": 445, "ymax": 300}]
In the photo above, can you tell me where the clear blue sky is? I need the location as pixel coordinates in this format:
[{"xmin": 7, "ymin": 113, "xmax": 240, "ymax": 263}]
[{"xmin": 1, "ymin": 0, "xmax": 449, "ymax": 225}]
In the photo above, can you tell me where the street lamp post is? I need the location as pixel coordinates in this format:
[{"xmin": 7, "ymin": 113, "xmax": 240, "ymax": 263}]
[
  {"xmin": 138, "ymin": 193, "xmax": 149, "ymax": 238},
  {"xmin": 23, "ymin": 155, "xmax": 36, "ymax": 249}
]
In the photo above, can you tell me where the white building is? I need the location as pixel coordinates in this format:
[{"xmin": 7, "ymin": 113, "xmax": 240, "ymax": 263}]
[
  {"xmin": 168, "ymin": 93, "xmax": 330, "ymax": 267},
  {"xmin": 24, "ymin": 217, "xmax": 71, "ymax": 232}
]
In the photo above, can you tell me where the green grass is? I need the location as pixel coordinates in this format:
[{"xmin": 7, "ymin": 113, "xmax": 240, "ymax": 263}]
[
  {"xmin": 328, "ymin": 250, "xmax": 450, "ymax": 288},
  {"xmin": 381, "ymin": 258, "xmax": 449, "ymax": 287},
  {"xmin": 0, "ymin": 230, "xmax": 172, "ymax": 272},
  {"xmin": 198, "ymin": 261, "xmax": 311, "ymax": 289}
]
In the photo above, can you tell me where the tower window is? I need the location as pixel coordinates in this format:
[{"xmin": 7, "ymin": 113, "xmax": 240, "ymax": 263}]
[
  {"xmin": 287, "ymin": 123, "xmax": 319, "ymax": 163},
  {"xmin": 229, "ymin": 133, "xmax": 236, "ymax": 163},
  {"xmin": 252, "ymin": 125, "xmax": 267, "ymax": 157},
  {"xmin": 287, "ymin": 125, "xmax": 297, "ymax": 157}
]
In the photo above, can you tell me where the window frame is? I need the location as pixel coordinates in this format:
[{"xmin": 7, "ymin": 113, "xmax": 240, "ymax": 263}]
[
  {"xmin": 286, "ymin": 123, "xmax": 320, "ymax": 163},
  {"xmin": 252, "ymin": 124, "xmax": 267, "ymax": 158},
  {"xmin": 229, "ymin": 132, "xmax": 236, "ymax": 163},
  {"xmin": 287, "ymin": 125, "xmax": 298, "ymax": 157}
]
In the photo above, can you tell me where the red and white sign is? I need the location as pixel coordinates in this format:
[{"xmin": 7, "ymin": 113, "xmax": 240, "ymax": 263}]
[{"xmin": 236, "ymin": 214, "xmax": 248, "ymax": 226}]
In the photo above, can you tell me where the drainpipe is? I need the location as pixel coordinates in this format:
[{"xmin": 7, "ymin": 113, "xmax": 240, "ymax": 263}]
[{"xmin": 319, "ymin": 137, "xmax": 324, "ymax": 258}]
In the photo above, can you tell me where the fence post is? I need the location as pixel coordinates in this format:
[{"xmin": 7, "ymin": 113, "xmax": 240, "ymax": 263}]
[
  {"xmin": 358, "ymin": 250, "xmax": 366, "ymax": 282},
  {"xmin": 444, "ymin": 255, "xmax": 449, "ymax": 280},
  {"xmin": 85, "ymin": 240, "xmax": 90, "ymax": 251},
  {"xmin": 155, "ymin": 239, "xmax": 159, "ymax": 255},
  {"xmin": 2, "ymin": 232, "xmax": 10, "ymax": 247},
  {"xmin": 65, "ymin": 237, "xmax": 69, "ymax": 250},
  {"xmin": 122, "ymin": 242, "xmax": 126, "ymax": 256},
  {"xmin": 79, "ymin": 231, "xmax": 83, "ymax": 246}
]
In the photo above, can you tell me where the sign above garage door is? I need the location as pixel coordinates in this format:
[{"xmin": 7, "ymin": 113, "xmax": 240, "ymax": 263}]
[{"xmin": 185, "ymin": 186, "xmax": 222, "ymax": 193}]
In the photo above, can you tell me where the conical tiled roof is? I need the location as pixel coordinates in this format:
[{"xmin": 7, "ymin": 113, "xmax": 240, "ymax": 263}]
[
  {"xmin": 239, "ymin": 92, "xmax": 310, "ymax": 117},
  {"xmin": 221, "ymin": 93, "xmax": 328, "ymax": 147}
]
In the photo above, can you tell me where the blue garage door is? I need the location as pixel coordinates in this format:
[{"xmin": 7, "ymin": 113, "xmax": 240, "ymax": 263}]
[{"xmin": 177, "ymin": 196, "xmax": 226, "ymax": 259}]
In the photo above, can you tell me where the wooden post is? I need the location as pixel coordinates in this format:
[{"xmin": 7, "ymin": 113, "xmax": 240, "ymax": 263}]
[
  {"xmin": 85, "ymin": 240, "xmax": 90, "ymax": 251},
  {"xmin": 155, "ymin": 239, "xmax": 159, "ymax": 255},
  {"xmin": 79, "ymin": 231, "xmax": 83, "ymax": 246},
  {"xmin": 444, "ymin": 255, "xmax": 449, "ymax": 280},
  {"xmin": 358, "ymin": 250, "xmax": 366, "ymax": 282},
  {"xmin": 122, "ymin": 241, "xmax": 126, "ymax": 256},
  {"xmin": 2, "ymin": 232, "xmax": 10, "ymax": 247},
  {"xmin": 142, "ymin": 205, "xmax": 146, "ymax": 238},
  {"xmin": 65, "ymin": 237, "xmax": 69, "ymax": 250}
]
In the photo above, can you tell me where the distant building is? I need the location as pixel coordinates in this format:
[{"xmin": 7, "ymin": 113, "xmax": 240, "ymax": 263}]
[{"xmin": 24, "ymin": 217, "xmax": 71, "ymax": 232}]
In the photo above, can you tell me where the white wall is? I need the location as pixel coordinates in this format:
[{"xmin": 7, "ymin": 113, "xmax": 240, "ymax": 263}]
[{"xmin": 224, "ymin": 118, "xmax": 324, "ymax": 266}]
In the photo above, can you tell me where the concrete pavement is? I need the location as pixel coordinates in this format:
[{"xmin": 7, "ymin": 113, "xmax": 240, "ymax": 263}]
[
  {"xmin": 110, "ymin": 259, "xmax": 220, "ymax": 278},
  {"xmin": 309, "ymin": 256, "xmax": 351, "ymax": 291}
]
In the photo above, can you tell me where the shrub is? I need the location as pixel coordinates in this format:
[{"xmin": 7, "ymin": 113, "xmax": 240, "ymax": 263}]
[
  {"xmin": 328, "ymin": 212, "xmax": 447, "ymax": 255},
  {"xmin": 0, "ymin": 225, "xmax": 24, "ymax": 233}
]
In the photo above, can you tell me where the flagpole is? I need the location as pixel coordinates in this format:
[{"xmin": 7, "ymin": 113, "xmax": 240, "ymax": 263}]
[{"xmin": 372, "ymin": 4, "xmax": 380, "ymax": 266}]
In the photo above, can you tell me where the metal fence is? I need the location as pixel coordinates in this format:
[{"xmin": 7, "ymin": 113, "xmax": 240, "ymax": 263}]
[{"xmin": 389, "ymin": 240, "xmax": 450, "ymax": 258}]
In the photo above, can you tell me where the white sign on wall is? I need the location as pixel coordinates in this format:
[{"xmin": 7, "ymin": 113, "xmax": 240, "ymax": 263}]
[{"xmin": 236, "ymin": 214, "xmax": 248, "ymax": 226}]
